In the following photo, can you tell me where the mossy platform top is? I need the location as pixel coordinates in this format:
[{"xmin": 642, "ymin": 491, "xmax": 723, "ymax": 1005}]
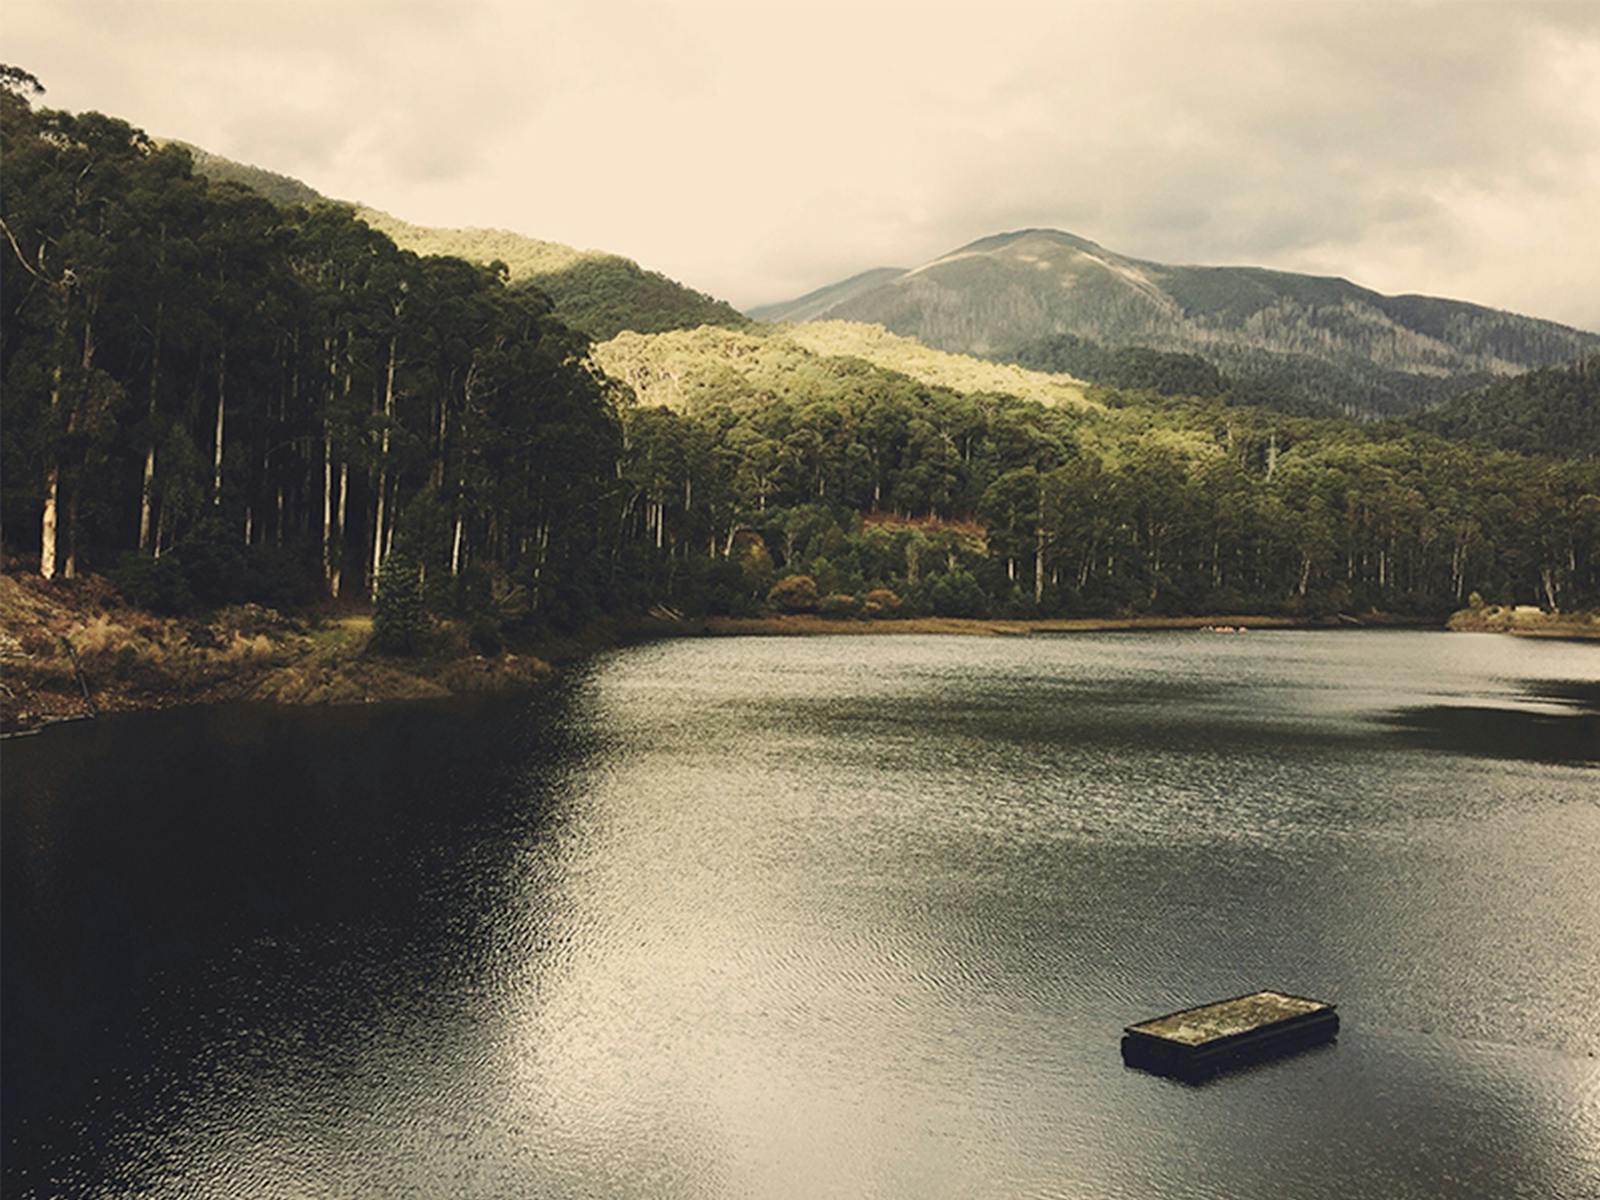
[{"xmin": 1125, "ymin": 991, "xmax": 1333, "ymax": 1047}]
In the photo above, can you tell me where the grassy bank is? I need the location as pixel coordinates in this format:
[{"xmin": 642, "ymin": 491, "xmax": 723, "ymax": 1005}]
[
  {"xmin": 1446, "ymin": 605, "xmax": 1600, "ymax": 640},
  {"xmin": 0, "ymin": 571, "xmax": 563, "ymax": 734}
]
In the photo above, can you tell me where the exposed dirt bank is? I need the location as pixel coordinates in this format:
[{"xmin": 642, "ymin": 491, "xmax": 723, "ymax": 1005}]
[{"xmin": 1446, "ymin": 606, "xmax": 1600, "ymax": 640}]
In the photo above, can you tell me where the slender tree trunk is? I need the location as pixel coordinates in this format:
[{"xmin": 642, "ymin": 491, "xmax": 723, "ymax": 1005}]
[
  {"xmin": 213, "ymin": 343, "xmax": 227, "ymax": 506},
  {"xmin": 41, "ymin": 459, "xmax": 60, "ymax": 580},
  {"xmin": 39, "ymin": 307, "xmax": 71, "ymax": 579},
  {"xmin": 322, "ymin": 426, "xmax": 333, "ymax": 593},
  {"xmin": 63, "ymin": 486, "xmax": 79, "ymax": 579},
  {"xmin": 371, "ymin": 335, "xmax": 396, "ymax": 599},
  {"xmin": 1034, "ymin": 524, "xmax": 1046, "ymax": 607},
  {"xmin": 331, "ymin": 460, "xmax": 348, "ymax": 597},
  {"xmin": 59, "ymin": 311, "xmax": 98, "ymax": 580},
  {"xmin": 139, "ymin": 306, "xmax": 163, "ymax": 553}
]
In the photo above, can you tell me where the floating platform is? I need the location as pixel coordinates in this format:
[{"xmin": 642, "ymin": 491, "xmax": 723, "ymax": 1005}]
[{"xmin": 1122, "ymin": 990, "xmax": 1338, "ymax": 1078}]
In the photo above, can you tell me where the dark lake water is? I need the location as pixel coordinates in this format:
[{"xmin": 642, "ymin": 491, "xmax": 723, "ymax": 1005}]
[{"xmin": 4, "ymin": 630, "xmax": 1599, "ymax": 1199}]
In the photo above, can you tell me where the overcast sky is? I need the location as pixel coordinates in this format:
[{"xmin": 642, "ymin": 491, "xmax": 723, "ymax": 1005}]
[{"xmin": 9, "ymin": 0, "xmax": 1599, "ymax": 328}]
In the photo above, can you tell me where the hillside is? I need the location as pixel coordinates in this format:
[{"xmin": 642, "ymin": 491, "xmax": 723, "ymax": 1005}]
[
  {"xmin": 180, "ymin": 149, "xmax": 746, "ymax": 341},
  {"xmin": 1415, "ymin": 358, "xmax": 1600, "ymax": 459},
  {"xmin": 354, "ymin": 209, "xmax": 747, "ymax": 341},
  {"xmin": 748, "ymin": 267, "xmax": 906, "ymax": 323},
  {"xmin": 751, "ymin": 229, "xmax": 1600, "ymax": 417},
  {"xmin": 593, "ymin": 321, "xmax": 1094, "ymax": 414},
  {"xmin": 165, "ymin": 141, "xmax": 324, "ymax": 206}
]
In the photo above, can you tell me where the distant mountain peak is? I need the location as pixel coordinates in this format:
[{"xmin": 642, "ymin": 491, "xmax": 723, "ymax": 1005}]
[
  {"xmin": 749, "ymin": 230, "xmax": 1600, "ymax": 417},
  {"xmin": 949, "ymin": 228, "xmax": 1111, "ymax": 257}
]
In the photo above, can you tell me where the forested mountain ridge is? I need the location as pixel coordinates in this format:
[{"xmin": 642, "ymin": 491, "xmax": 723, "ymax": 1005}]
[
  {"xmin": 751, "ymin": 229, "xmax": 1600, "ymax": 418},
  {"xmin": 162, "ymin": 141, "xmax": 323, "ymax": 207},
  {"xmin": 353, "ymin": 208, "xmax": 748, "ymax": 341},
  {"xmin": 177, "ymin": 147, "xmax": 747, "ymax": 341},
  {"xmin": 4, "ymin": 76, "xmax": 1597, "ymax": 638}
]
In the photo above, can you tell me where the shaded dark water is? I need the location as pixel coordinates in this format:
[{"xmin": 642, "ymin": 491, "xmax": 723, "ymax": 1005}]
[{"xmin": 4, "ymin": 631, "xmax": 1598, "ymax": 1199}]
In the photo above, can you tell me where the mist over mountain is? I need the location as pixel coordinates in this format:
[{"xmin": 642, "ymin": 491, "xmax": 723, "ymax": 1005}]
[{"xmin": 751, "ymin": 230, "xmax": 1600, "ymax": 417}]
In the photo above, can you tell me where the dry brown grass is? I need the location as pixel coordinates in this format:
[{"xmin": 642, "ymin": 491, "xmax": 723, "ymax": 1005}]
[{"xmin": 0, "ymin": 571, "xmax": 555, "ymax": 732}]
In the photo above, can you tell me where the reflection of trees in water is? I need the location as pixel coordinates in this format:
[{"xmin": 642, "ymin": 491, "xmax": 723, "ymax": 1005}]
[{"xmin": 1381, "ymin": 704, "xmax": 1600, "ymax": 764}]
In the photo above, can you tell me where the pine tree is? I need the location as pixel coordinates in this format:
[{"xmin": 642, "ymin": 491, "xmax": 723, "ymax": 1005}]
[{"xmin": 371, "ymin": 552, "xmax": 428, "ymax": 655}]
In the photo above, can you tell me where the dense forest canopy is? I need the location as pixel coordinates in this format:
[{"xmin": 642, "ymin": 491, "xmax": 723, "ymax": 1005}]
[
  {"xmin": 1414, "ymin": 360, "xmax": 1600, "ymax": 460},
  {"xmin": 3, "ymin": 74, "xmax": 1597, "ymax": 632},
  {"xmin": 1, "ymin": 73, "xmax": 622, "ymax": 625},
  {"xmin": 598, "ymin": 325, "xmax": 1600, "ymax": 616}
]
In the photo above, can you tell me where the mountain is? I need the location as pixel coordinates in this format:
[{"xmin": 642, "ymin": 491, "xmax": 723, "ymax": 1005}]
[
  {"xmin": 750, "ymin": 229, "xmax": 1600, "ymax": 417},
  {"xmin": 748, "ymin": 267, "xmax": 906, "ymax": 323},
  {"xmin": 181, "ymin": 149, "xmax": 746, "ymax": 341}
]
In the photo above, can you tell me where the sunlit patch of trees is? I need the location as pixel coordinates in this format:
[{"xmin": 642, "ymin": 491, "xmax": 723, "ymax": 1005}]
[
  {"xmin": 605, "ymin": 330, "xmax": 1600, "ymax": 617},
  {"xmin": 354, "ymin": 208, "xmax": 748, "ymax": 342}
]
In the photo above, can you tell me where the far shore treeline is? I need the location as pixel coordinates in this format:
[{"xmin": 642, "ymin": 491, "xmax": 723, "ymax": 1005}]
[{"xmin": 4, "ymin": 71, "xmax": 1598, "ymax": 639}]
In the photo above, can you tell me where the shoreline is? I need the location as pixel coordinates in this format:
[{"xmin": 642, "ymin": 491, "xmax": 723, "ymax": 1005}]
[
  {"xmin": 0, "ymin": 571, "xmax": 681, "ymax": 736},
  {"xmin": 16, "ymin": 567, "xmax": 1591, "ymax": 736},
  {"xmin": 1444, "ymin": 606, "xmax": 1600, "ymax": 641},
  {"xmin": 688, "ymin": 613, "xmax": 1437, "ymax": 638}
]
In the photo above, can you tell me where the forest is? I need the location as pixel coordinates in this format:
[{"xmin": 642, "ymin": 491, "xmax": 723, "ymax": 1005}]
[{"xmin": 4, "ymin": 73, "xmax": 1598, "ymax": 640}]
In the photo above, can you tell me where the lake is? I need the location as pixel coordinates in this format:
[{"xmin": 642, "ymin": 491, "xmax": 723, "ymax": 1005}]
[{"xmin": 4, "ymin": 630, "xmax": 1598, "ymax": 1199}]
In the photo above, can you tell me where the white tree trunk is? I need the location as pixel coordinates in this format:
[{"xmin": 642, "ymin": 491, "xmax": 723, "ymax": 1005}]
[
  {"xmin": 139, "ymin": 313, "xmax": 162, "ymax": 553},
  {"xmin": 322, "ymin": 428, "xmax": 333, "ymax": 593},
  {"xmin": 213, "ymin": 345, "xmax": 226, "ymax": 506},
  {"xmin": 39, "ymin": 326, "xmax": 68, "ymax": 579},
  {"xmin": 40, "ymin": 462, "xmax": 59, "ymax": 580},
  {"xmin": 331, "ymin": 461, "xmax": 348, "ymax": 598},
  {"xmin": 139, "ymin": 444, "xmax": 157, "ymax": 554},
  {"xmin": 371, "ymin": 336, "xmax": 396, "ymax": 599},
  {"xmin": 1034, "ymin": 519, "xmax": 1046, "ymax": 607}
]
